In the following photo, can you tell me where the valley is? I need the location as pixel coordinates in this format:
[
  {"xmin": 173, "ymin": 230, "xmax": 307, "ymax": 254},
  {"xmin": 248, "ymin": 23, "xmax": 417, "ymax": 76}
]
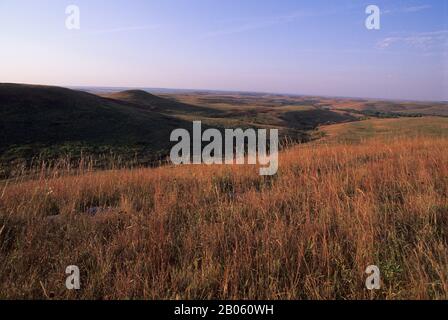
[{"xmin": 3, "ymin": 84, "xmax": 446, "ymax": 178}]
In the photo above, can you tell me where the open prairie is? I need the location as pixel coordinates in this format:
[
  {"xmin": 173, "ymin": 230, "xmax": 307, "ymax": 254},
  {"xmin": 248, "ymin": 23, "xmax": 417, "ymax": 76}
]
[
  {"xmin": 321, "ymin": 117, "xmax": 448, "ymax": 143},
  {"xmin": 2, "ymin": 0, "xmax": 448, "ymax": 309},
  {"xmin": 1, "ymin": 117, "xmax": 447, "ymax": 299},
  {"xmin": 167, "ymin": 92, "xmax": 448, "ymax": 117}
]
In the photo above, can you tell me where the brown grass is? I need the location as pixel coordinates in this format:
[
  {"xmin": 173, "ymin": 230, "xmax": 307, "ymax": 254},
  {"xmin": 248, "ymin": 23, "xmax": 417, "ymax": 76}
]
[{"xmin": 0, "ymin": 136, "xmax": 447, "ymax": 299}]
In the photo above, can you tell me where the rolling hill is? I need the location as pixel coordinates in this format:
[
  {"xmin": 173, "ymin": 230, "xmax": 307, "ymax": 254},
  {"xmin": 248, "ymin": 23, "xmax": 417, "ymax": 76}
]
[
  {"xmin": 2, "ymin": 83, "xmax": 445, "ymax": 179},
  {"xmin": 0, "ymin": 84, "xmax": 358, "ymax": 173},
  {"xmin": 319, "ymin": 98, "xmax": 448, "ymax": 116},
  {"xmin": 168, "ymin": 92, "xmax": 448, "ymax": 117},
  {"xmin": 0, "ymin": 84, "xmax": 193, "ymax": 172},
  {"xmin": 104, "ymin": 90, "xmax": 221, "ymax": 115},
  {"xmin": 320, "ymin": 117, "xmax": 448, "ymax": 143}
]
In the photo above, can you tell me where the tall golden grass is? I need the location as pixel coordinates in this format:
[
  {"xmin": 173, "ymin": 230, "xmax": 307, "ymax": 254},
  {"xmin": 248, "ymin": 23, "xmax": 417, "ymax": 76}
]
[{"xmin": 0, "ymin": 136, "xmax": 447, "ymax": 299}]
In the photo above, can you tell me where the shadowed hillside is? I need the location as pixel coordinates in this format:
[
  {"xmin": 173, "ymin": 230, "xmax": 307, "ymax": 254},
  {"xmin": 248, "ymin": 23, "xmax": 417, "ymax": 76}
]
[
  {"xmin": 280, "ymin": 109, "xmax": 356, "ymax": 130},
  {"xmin": 0, "ymin": 84, "xmax": 192, "ymax": 172}
]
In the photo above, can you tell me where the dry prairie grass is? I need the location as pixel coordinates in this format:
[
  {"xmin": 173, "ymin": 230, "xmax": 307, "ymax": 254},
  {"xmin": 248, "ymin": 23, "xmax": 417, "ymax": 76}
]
[{"xmin": 0, "ymin": 136, "xmax": 447, "ymax": 299}]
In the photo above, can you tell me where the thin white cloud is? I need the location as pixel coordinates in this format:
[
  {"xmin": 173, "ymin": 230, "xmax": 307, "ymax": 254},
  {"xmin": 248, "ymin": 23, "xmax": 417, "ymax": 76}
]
[
  {"xmin": 403, "ymin": 5, "xmax": 432, "ymax": 12},
  {"xmin": 383, "ymin": 4, "xmax": 432, "ymax": 14},
  {"xmin": 377, "ymin": 30, "xmax": 448, "ymax": 50}
]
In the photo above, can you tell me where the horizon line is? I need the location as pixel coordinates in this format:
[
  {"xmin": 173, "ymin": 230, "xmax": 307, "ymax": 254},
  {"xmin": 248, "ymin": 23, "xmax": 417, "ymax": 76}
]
[{"xmin": 1, "ymin": 81, "xmax": 447, "ymax": 104}]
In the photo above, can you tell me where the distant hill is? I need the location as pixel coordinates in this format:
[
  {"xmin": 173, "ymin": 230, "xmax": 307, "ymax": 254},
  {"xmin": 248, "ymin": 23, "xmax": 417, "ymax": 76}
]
[
  {"xmin": 316, "ymin": 98, "xmax": 448, "ymax": 116},
  {"xmin": 320, "ymin": 117, "xmax": 448, "ymax": 144},
  {"xmin": 105, "ymin": 89, "xmax": 220, "ymax": 115},
  {"xmin": 0, "ymin": 84, "xmax": 192, "ymax": 170}
]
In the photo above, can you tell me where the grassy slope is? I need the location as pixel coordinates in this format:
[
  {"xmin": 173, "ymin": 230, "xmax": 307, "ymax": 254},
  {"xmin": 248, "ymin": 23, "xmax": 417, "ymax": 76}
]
[
  {"xmin": 320, "ymin": 117, "xmax": 448, "ymax": 143},
  {"xmin": 317, "ymin": 98, "xmax": 448, "ymax": 116},
  {"xmin": 0, "ymin": 118, "xmax": 447, "ymax": 299},
  {"xmin": 0, "ymin": 84, "xmax": 201, "ymax": 174}
]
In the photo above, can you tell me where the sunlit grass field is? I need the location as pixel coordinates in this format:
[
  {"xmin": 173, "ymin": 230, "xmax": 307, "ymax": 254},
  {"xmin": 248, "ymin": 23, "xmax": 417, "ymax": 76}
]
[
  {"xmin": 321, "ymin": 117, "xmax": 448, "ymax": 143},
  {"xmin": 0, "ymin": 118, "xmax": 447, "ymax": 299}
]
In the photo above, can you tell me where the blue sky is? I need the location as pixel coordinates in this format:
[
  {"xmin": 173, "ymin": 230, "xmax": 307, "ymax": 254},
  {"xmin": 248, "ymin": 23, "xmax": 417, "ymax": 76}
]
[{"xmin": 0, "ymin": 0, "xmax": 447, "ymax": 100}]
